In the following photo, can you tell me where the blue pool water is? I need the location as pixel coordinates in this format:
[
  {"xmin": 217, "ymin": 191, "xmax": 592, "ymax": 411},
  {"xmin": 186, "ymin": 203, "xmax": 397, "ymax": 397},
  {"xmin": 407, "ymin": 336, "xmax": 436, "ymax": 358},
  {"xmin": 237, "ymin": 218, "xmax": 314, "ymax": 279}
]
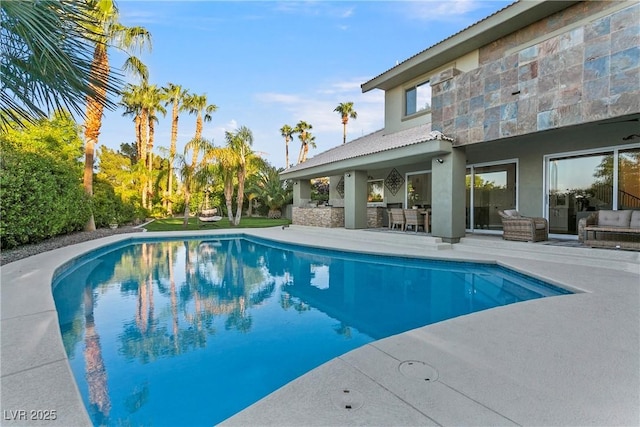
[{"xmin": 53, "ymin": 235, "xmax": 570, "ymax": 426}]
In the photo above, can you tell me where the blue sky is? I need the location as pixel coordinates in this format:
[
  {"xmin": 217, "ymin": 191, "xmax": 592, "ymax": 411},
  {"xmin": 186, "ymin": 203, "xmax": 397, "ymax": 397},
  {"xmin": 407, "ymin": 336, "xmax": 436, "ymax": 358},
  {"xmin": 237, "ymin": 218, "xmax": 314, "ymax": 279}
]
[{"xmin": 101, "ymin": 0, "xmax": 513, "ymax": 169}]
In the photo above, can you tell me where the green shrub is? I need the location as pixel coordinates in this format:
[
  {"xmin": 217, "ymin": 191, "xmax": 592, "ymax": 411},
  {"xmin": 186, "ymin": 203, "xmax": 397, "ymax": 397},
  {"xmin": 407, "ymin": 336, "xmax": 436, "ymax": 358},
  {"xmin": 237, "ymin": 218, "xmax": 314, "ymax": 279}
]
[
  {"xmin": 0, "ymin": 149, "xmax": 91, "ymax": 248},
  {"xmin": 92, "ymin": 178, "xmax": 140, "ymax": 227}
]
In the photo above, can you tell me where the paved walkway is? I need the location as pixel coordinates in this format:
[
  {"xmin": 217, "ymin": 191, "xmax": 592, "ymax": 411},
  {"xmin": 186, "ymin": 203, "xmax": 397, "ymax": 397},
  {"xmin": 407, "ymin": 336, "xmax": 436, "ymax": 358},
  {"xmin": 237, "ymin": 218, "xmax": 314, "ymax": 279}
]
[{"xmin": 1, "ymin": 226, "xmax": 638, "ymax": 426}]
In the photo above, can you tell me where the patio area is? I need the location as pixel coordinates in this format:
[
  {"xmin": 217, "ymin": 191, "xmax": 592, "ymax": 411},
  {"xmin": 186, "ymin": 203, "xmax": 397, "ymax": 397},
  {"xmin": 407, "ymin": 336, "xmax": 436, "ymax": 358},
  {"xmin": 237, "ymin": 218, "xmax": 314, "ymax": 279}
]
[{"xmin": 1, "ymin": 226, "xmax": 638, "ymax": 426}]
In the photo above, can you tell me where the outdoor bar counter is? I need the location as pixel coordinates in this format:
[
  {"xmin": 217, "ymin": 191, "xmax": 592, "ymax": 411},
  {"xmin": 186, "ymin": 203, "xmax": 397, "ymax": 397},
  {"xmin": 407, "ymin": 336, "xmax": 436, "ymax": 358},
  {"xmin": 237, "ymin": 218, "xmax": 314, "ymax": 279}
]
[{"xmin": 292, "ymin": 206, "xmax": 386, "ymax": 228}]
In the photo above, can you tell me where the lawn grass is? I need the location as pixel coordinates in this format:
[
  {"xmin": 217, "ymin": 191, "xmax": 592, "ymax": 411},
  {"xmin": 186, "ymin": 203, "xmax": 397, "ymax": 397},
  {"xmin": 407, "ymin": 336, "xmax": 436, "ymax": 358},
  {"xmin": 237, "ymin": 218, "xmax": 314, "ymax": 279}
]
[{"xmin": 143, "ymin": 216, "xmax": 291, "ymax": 232}]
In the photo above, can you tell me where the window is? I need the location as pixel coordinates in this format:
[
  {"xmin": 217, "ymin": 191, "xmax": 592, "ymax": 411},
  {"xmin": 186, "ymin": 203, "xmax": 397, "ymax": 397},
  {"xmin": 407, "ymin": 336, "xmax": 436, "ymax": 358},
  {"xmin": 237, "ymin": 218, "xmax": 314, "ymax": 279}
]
[
  {"xmin": 406, "ymin": 172, "xmax": 431, "ymax": 208},
  {"xmin": 367, "ymin": 180, "xmax": 384, "ymax": 203},
  {"xmin": 405, "ymin": 81, "xmax": 431, "ymax": 116}
]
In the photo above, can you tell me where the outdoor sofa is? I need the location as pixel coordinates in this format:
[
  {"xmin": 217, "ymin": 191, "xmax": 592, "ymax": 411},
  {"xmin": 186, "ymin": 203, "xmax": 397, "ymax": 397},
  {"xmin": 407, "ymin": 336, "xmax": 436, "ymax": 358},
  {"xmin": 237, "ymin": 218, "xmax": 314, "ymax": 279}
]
[{"xmin": 579, "ymin": 210, "xmax": 640, "ymax": 250}]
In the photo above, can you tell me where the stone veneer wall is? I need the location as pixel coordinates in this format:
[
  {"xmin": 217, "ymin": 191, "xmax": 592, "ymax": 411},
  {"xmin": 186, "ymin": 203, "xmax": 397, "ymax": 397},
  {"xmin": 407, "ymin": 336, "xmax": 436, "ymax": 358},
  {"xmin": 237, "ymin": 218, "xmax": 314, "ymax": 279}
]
[
  {"xmin": 292, "ymin": 207, "xmax": 345, "ymax": 227},
  {"xmin": 430, "ymin": 2, "xmax": 639, "ymax": 145},
  {"xmin": 367, "ymin": 207, "xmax": 385, "ymax": 228},
  {"xmin": 292, "ymin": 207, "xmax": 385, "ymax": 228}
]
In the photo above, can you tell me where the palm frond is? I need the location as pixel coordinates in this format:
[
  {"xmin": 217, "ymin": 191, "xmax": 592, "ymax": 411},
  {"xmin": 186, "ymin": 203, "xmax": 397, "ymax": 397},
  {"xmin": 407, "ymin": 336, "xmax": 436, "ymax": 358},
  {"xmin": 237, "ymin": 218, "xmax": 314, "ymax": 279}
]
[{"xmin": 0, "ymin": 0, "xmax": 122, "ymax": 130}]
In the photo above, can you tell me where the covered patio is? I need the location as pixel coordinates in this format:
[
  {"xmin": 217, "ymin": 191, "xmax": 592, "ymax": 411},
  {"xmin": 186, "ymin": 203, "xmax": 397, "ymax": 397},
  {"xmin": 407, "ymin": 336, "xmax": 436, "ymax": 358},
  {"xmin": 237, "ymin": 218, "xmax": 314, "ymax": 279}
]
[{"xmin": 280, "ymin": 125, "xmax": 466, "ymax": 243}]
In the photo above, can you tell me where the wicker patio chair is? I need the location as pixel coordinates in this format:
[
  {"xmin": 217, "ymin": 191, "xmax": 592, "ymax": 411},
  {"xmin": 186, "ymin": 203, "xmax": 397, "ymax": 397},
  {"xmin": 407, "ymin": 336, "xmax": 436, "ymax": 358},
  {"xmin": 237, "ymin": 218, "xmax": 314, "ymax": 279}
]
[
  {"xmin": 498, "ymin": 210, "xmax": 548, "ymax": 242},
  {"xmin": 389, "ymin": 208, "xmax": 406, "ymax": 230},
  {"xmin": 403, "ymin": 209, "xmax": 424, "ymax": 233}
]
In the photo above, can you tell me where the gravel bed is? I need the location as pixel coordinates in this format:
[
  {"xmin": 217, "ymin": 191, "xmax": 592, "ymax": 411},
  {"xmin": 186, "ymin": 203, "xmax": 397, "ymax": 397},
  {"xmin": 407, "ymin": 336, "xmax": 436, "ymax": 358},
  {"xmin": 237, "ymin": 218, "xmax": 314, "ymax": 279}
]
[{"xmin": 1, "ymin": 226, "xmax": 144, "ymax": 266}]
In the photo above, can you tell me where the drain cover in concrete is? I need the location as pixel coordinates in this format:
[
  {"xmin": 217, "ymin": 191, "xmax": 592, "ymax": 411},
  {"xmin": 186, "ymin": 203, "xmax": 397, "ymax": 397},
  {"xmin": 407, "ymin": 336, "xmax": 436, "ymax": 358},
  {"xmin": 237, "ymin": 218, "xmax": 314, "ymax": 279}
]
[
  {"xmin": 330, "ymin": 388, "xmax": 364, "ymax": 411},
  {"xmin": 399, "ymin": 360, "xmax": 438, "ymax": 382}
]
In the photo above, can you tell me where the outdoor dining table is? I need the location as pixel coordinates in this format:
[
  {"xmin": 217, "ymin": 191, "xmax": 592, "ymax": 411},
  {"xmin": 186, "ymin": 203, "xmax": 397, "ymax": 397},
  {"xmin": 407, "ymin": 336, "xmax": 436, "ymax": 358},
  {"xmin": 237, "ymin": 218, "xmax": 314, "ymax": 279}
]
[{"xmin": 419, "ymin": 209, "xmax": 430, "ymax": 233}]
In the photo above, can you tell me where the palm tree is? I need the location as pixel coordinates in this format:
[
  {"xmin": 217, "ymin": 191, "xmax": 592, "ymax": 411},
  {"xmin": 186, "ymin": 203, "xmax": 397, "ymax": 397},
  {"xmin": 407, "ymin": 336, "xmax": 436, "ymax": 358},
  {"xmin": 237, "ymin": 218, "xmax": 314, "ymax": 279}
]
[
  {"xmin": 300, "ymin": 134, "xmax": 316, "ymax": 163},
  {"xmin": 334, "ymin": 102, "xmax": 357, "ymax": 144},
  {"xmin": 294, "ymin": 120, "xmax": 313, "ymax": 164},
  {"xmin": 120, "ymin": 84, "xmax": 144, "ymax": 161},
  {"xmin": 163, "ymin": 83, "xmax": 189, "ymax": 215},
  {"xmin": 143, "ymin": 84, "xmax": 167, "ymax": 209},
  {"xmin": 183, "ymin": 93, "xmax": 217, "ymax": 166},
  {"xmin": 249, "ymin": 165, "xmax": 292, "ymax": 218},
  {"xmin": 225, "ymin": 126, "xmax": 255, "ymax": 226},
  {"xmin": 175, "ymin": 138, "xmax": 215, "ymax": 228},
  {"xmin": 0, "ymin": 0, "xmax": 118, "ymax": 130},
  {"xmin": 120, "ymin": 82, "xmax": 165, "ymax": 209},
  {"xmin": 280, "ymin": 124, "xmax": 294, "ymax": 169},
  {"xmin": 82, "ymin": 0, "xmax": 151, "ymax": 231}
]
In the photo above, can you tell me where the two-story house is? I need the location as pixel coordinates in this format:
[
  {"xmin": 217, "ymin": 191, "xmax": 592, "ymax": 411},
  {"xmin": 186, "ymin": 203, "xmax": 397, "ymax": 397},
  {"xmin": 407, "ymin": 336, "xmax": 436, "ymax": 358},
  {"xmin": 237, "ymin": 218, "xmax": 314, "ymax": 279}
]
[{"xmin": 280, "ymin": 0, "xmax": 640, "ymax": 243}]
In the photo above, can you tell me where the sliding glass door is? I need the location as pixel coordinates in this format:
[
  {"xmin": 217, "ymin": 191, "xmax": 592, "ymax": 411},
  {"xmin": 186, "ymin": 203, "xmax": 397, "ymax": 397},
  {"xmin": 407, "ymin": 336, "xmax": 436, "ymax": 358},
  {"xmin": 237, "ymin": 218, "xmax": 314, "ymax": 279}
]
[
  {"xmin": 547, "ymin": 146, "xmax": 640, "ymax": 235},
  {"xmin": 466, "ymin": 162, "xmax": 517, "ymax": 231}
]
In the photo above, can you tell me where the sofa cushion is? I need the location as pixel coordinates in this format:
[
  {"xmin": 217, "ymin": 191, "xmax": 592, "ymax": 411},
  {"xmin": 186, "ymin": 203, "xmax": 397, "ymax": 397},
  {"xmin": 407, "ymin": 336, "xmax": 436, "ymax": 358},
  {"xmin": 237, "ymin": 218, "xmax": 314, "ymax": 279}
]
[
  {"xmin": 598, "ymin": 210, "xmax": 632, "ymax": 227},
  {"xmin": 630, "ymin": 211, "xmax": 640, "ymax": 228},
  {"xmin": 503, "ymin": 209, "xmax": 520, "ymax": 217},
  {"xmin": 535, "ymin": 222, "xmax": 546, "ymax": 229}
]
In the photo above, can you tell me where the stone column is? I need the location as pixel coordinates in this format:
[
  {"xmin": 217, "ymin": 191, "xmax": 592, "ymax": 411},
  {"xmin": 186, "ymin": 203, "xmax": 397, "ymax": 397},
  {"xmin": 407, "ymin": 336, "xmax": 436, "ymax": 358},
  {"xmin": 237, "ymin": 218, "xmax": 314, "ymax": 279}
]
[
  {"xmin": 431, "ymin": 149, "xmax": 466, "ymax": 242},
  {"xmin": 344, "ymin": 170, "xmax": 368, "ymax": 229},
  {"xmin": 293, "ymin": 179, "xmax": 311, "ymax": 207}
]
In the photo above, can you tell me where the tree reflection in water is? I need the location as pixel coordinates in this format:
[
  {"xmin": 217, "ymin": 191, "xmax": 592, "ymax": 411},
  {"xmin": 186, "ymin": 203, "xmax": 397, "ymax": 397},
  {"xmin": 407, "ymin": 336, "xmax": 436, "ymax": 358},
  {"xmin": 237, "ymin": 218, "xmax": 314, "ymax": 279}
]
[
  {"xmin": 53, "ymin": 238, "xmax": 281, "ymax": 423},
  {"xmin": 54, "ymin": 236, "xmax": 567, "ymax": 425}
]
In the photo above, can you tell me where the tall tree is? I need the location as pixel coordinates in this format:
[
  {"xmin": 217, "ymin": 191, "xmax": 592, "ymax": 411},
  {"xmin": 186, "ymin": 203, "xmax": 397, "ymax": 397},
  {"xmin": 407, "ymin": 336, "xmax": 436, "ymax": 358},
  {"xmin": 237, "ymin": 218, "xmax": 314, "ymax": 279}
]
[
  {"xmin": 143, "ymin": 84, "xmax": 166, "ymax": 209},
  {"xmin": 82, "ymin": 0, "xmax": 151, "ymax": 231},
  {"xmin": 120, "ymin": 84, "xmax": 144, "ymax": 162},
  {"xmin": 223, "ymin": 126, "xmax": 255, "ymax": 226},
  {"xmin": 162, "ymin": 83, "xmax": 188, "ymax": 215},
  {"xmin": 280, "ymin": 124, "xmax": 294, "ymax": 169},
  {"xmin": 183, "ymin": 93, "xmax": 217, "ymax": 166},
  {"xmin": 334, "ymin": 102, "xmax": 357, "ymax": 144},
  {"xmin": 300, "ymin": 134, "xmax": 316, "ymax": 163},
  {"xmin": 175, "ymin": 138, "xmax": 215, "ymax": 228},
  {"xmin": 0, "ymin": 0, "xmax": 118, "ymax": 130},
  {"xmin": 294, "ymin": 120, "xmax": 313, "ymax": 164}
]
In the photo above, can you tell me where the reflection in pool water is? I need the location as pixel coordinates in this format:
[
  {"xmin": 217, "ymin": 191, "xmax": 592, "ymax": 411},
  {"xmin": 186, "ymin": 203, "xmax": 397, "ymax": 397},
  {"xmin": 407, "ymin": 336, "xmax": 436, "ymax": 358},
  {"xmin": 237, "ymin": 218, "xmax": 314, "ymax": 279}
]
[{"xmin": 53, "ymin": 236, "xmax": 569, "ymax": 426}]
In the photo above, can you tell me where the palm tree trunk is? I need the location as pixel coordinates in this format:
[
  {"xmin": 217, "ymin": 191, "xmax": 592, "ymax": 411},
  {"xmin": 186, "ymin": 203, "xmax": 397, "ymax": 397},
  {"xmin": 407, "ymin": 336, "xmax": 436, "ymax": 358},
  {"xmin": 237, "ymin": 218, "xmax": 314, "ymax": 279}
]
[
  {"xmin": 83, "ymin": 44, "xmax": 109, "ymax": 232},
  {"xmin": 342, "ymin": 119, "xmax": 347, "ymax": 144},
  {"xmin": 168, "ymin": 101, "xmax": 179, "ymax": 215},
  {"xmin": 140, "ymin": 109, "xmax": 149, "ymax": 209},
  {"xmin": 224, "ymin": 175, "xmax": 234, "ymax": 223},
  {"xmin": 285, "ymin": 137, "xmax": 289, "ymax": 169},
  {"xmin": 234, "ymin": 166, "xmax": 246, "ymax": 226},
  {"xmin": 147, "ymin": 116, "xmax": 155, "ymax": 209},
  {"xmin": 183, "ymin": 189, "xmax": 191, "ymax": 228}
]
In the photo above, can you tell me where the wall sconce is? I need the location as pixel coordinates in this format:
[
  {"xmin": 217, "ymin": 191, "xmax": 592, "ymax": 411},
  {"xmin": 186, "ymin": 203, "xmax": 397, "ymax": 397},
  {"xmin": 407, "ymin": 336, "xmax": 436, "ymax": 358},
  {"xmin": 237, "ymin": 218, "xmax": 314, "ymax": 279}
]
[
  {"xmin": 346, "ymin": 173, "xmax": 351, "ymax": 177},
  {"xmin": 294, "ymin": 181, "xmax": 298, "ymax": 185},
  {"xmin": 436, "ymin": 158, "xmax": 444, "ymax": 164}
]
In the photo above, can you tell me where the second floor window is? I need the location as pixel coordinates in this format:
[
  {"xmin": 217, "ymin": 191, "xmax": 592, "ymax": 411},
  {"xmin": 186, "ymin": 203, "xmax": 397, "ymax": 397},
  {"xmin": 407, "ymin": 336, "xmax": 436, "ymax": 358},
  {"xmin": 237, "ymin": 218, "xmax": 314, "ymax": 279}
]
[{"xmin": 405, "ymin": 80, "xmax": 431, "ymax": 116}]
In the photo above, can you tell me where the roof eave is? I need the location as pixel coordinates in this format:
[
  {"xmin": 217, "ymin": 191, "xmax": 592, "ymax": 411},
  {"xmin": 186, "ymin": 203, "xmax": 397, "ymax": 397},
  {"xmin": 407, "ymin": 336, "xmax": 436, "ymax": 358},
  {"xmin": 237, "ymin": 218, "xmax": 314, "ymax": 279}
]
[
  {"xmin": 279, "ymin": 139, "xmax": 453, "ymax": 181},
  {"xmin": 361, "ymin": 1, "xmax": 580, "ymax": 93}
]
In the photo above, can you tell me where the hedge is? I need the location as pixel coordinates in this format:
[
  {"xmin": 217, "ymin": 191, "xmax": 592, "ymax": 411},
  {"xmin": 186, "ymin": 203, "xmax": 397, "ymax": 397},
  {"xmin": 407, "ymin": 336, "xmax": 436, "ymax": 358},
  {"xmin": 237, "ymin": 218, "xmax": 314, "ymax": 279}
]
[{"xmin": 0, "ymin": 149, "xmax": 91, "ymax": 249}]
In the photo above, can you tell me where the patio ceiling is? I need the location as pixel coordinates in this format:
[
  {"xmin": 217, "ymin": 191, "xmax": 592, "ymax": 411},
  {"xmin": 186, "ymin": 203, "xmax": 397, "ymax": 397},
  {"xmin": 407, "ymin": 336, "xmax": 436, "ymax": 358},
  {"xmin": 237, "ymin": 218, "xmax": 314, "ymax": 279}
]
[{"xmin": 280, "ymin": 124, "xmax": 454, "ymax": 180}]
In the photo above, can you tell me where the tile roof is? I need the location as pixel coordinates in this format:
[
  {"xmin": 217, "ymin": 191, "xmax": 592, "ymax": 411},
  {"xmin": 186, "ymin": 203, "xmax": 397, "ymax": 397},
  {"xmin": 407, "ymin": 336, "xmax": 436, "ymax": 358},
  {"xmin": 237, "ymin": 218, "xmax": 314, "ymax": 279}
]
[{"xmin": 284, "ymin": 124, "xmax": 454, "ymax": 173}]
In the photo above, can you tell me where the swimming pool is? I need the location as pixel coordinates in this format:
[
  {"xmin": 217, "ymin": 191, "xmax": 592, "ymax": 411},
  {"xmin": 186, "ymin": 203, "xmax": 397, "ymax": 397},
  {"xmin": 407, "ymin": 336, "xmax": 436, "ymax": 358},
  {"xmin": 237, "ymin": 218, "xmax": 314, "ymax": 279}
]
[{"xmin": 53, "ymin": 235, "xmax": 570, "ymax": 426}]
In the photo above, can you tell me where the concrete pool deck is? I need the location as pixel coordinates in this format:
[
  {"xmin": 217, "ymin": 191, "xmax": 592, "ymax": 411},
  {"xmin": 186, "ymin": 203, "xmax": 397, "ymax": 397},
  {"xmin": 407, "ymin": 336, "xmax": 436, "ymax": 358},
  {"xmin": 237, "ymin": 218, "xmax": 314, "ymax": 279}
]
[{"xmin": 1, "ymin": 226, "xmax": 638, "ymax": 426}]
